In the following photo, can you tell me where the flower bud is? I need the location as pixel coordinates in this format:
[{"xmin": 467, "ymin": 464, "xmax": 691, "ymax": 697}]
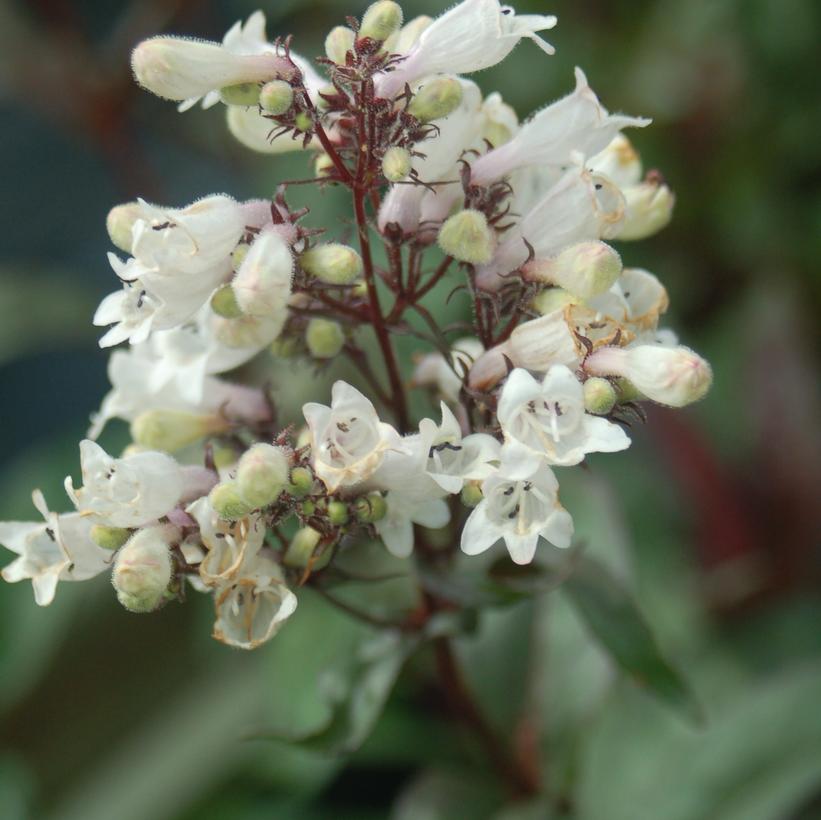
[
  {"xmin": 300, "ymin": 243, "xmax": 363, "ymax": 285},
  {"xmin": 232, "ymin": 230, "xmax": 293, "ymax": 318},
  {"xmin": 236, "ymin": 443, "xmax": 289, "ymax": 508},
  {"xmin": 585, "ymin": 344, "xmax": 712, "ymax": 407},
  {"xmin": 583, "ymin": 377, "xmax": 617, "ymax": 415},
  {"xmin": 314, "ymin": 153, "xmax": 335, "ymax": 177},
  {"xmin": 354, "ymin": 493, "xmax": 387, "ymax": 523},
  {"xmin": 327, "ymin": 500, "xmax": 349, "ymax": 526},
  {"xmin": 112, "ymin": 525, "xmax": 175, "ymax": 613},
  {"xmin": 306, "ymin": 318, "xmax": 345, "ymax": 359},
  {"xmin": 460, "ymin": 481, "xmax": 483, "ymax": 508},
  {"xmin": 294, "ymin": 111, "xmax": 313, "ymax": 133},
  {"xmin": 507, "ymin": 310, "xmax": 580, "ymax": 371},
  {"xmin": 382, "ymin": 146, "xmax": 412, "ymax": 182},
  {"xmin": 213, "ymin": 313, "xmax": 282, "ymax": 349},
  {"xmin": 523, "ymin": 241, "xmax": 623, "ymax": 299},
  {"xmin": 90, "ymin": 524, "xmax": 131, "ymax": 551},
  {"xmin": 259, "ymin": 79, "xmax": 294, "ymax": 115},
  {"xmin": 617, "ymin": 179, "xmax": 675, "ymax": 241},
  {"xmin": 438, "ymin": 210, "xmax": 495, "ymax": 265},
  {"xmin": 284, "ymin": 526, "xmax": 330, "ymax": 569},
  {"xmin": 270, "ymin": 337, "xmax": 300, "ymax": 357},
  {"xmin": 288, "ymin": 466, "xmax": 314, "ymax": 497},
  {"xmin": 208, "ymin": 481, "xmax": 253, "ymax": 521},
  {"xmin": 325, "ymin": 26, "xmax": 355, "ymax": 64},
  {"xmin": 131, "ymin": 410, "xmax": 227, "ymax": 452},
  {"xmin": 106, "ymin": 202, "xmax": 140, "ymax": 252},
  {"xmin": 210, "ymin": 284, "xmax": 244, "ymax": 318},
  {"xmin": 231, "ymin": 243, "xmax": 249, "ymax": 270},
  {"xmin": 360, "ymin": 1, "xmax": 403, "ymax": 42},
  {"xmin": 531, "ymin": 287, "xmax": 580, "ymax": 316},
  {"xmin": 220, "ymin": 82, "xmax": 260, "ymax": 106},
  {"xmin": 301, "ymin": 500, "xmax": 317, "ymax": 517},
  {"xmin": 408, "ymin": 76, "xmax": 463, "ymax": 122},
  {"xmin": 614, "ymin": 377, "xmax": 643, "ymax": 403}
]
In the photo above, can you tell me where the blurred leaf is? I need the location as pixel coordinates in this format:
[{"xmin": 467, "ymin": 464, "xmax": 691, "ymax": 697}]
[
  {"xmin": 0, "ymin": 753, "xmax": 34, "ymax": 820},
  {"xmin": 493, "ymin": 797, "xmax": 557, "ymax": 820},
  {"xmin": 564, "ymin": 556, "xmax": 700, "ymax": 722},
  {"xmin": 391, "ymin": 769, "xmax": 503, "ymax": 820}
]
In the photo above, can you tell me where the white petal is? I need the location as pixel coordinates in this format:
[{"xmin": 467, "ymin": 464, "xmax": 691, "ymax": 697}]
[{"xmin": 460, "ymin": 503, "xmax": 501, "ymax": 556}]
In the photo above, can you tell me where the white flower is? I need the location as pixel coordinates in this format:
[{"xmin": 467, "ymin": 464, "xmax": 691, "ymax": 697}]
[
  {"xmin": 471, "ymin": 68, "xmax": 649, "ymax": 184},
  {"xmin": 375, "ymin": 492, "xmax": 451, "ymax": 558},
  {"xmin": 497, "ymin": 367, "xmax": 630, "ymax": 477},
  {"xmin": 411, "ymin": 337, "xmax": 484, "ymax": 403},
  {"xmin": 212, "ymin": 551, "xmax": 297, "ymax": 649},
  {"xmin": 585, "ymin": 343, "xmax": 712, "ymax": 407},
  {"xmin": 461, "ymin": 464, "xmax": 573, "ymax": 565},
  {"xmin": 586, "ymin": 267, "xmax": 669, "ymax": 333},
  {"xmin": 303, "ymin": 381, "xmax": 405, "ymax": 492},
  {"xmin": 376, "ymin": 0, "xmax": 557, "ymax": 98},
  {"xmin": 0, "ymin": 491, "xmax": 111, "ymax": 606},
  {"xmin": 231, "ymin": 228, "xmax": 293, "ymax": 318},
  {"xmin": 419, "ymin": 402, "xmax": 500, "ymax": 493},
  {"xmin": 131, "ymin": 13, "xmax": 293, "ymax": 110},
  {"xmin": 64, "ymin": 440, "xmax": 183, "ymax": 528},
  {"xmin": 476, "ymin": 164, "xmax": 625, "ymax": 290}
]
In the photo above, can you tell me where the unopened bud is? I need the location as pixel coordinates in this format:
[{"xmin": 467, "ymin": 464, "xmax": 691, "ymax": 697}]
[
  {"xmin": 232, "ymin": 230, "xmax": 293, "ymax": 318},
  {"xmin": 288, "ymin": 466, "xmax": 314, "ymax": 497},
  {"xmin": 106, "ymin": 202, "xmax": 141, "ymax": 252},
  {"xmin": 325, "ymin": 26, "xmax": 355, "ymax": 64},
  {"xmin": 220, "ymin": 82, "xmax": 260, "ymax": 106},
  {"xmin": 285, "ymin": 526, "xmax": 331, "ymax": 570},
  {"xmin": 354, "ymin": 493, "xmax": 387, "ymax": 523},
  {"xmin": 270, "ymin": 337, "xmax": 299, "ymax": 357},
  {"xmin": 300, "ymin": 243, "xmax": 363, "ymax": 285},
  {"xmin": 408, "ymin": 76, "xmax": 463, "ymax": 122},
  {"xmin": 301, "ymin": 500, "xmax": 316, "ymax": 517},
  {"xmin": 214, "ymin": 313, "xmax": 281, "ymax": 348},
  {"xmin": 583, "ymin": 377, "xmax": 617, "ymax": 415},
  {"xmin": 531, "ymin": 287, "xmax": 580, "ymax": 316},
  {"xmin": 131, "ymin": 410, "xmax": 227, "ymax": 452},
  {"xmin": 614, "ymin": 377, "xmax": 643, "ymax": 403},
  {"xmin": 294, "ymin": 111, "xmax": 313, "ymax": 133},
  {"xmin": 236, "ymin": 443, "xmax": 289, "ymax": 508},
  {"xmin": 314, "ymin": 153, "xmax": 335, "ymax": 177},
  {"xmin": 382, "ymin": 146, "xmax": 412, "ymax": 181},
  {"xmin": 112, "ymin": 525, "xmax": 175, "ymax": 613},
  {"xmin": 327, "ymin": 500, "xmax": 349, "ymax": 526},
  {"xmin": 211, "ymin": 284, "xmax": 244, "ymax": 318},
  {"xmin": 91, "ymin": 524, "xmax": 131, "ymax": 551},
  {"xmin": 460, "ymin": 481, "xmax": 483, "ymax": 508},
  {"xmin": 617, "ymin": 180, "xmax": 675, "ymax": 241},
  {"xmin": 360, "ymin": 1, "xmax": 403, "ymax": 42},
  {"xmin": 306, "ymin": 318, "xmax": 345, "ymax": 359},
  {"xmin": 507, "ymin": 311, "xmax": 579, "ymax": 372},
  {"xmin": 259, "ymin": 79, "xmax": 294, "ymax": 115},
  {"xmin": 438, "ymin": 210, "xmax": 495, "ymax": 265},
  {"xmin": 586, "ymin": 344, "xmax": 712, "ymax": 407},
  {"xmin": 209, "ymin": 481, "xmax": 253, "ymax": 521},
  {"xmin": 523, "ymin": 241, "xmax": 623, "ymax": 299}
]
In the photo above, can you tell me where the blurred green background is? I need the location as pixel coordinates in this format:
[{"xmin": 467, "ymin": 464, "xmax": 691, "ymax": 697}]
[{"xmin": 1, "ymin": 0, "xmax": 820, "ymax": 817}]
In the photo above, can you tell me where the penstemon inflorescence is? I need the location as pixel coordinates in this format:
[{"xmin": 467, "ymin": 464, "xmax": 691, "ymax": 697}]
[{"xmin": 0, "ymin": 0, "xmax": 711, "ymax": 652}]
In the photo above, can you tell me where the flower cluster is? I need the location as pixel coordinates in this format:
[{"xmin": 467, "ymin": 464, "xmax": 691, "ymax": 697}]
[{"xmin": 0, "ymin": 1, "xmax": 711, "ymax": 650}]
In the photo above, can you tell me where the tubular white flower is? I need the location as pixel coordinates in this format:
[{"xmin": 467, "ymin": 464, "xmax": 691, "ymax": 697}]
[
  {"xmin": 303, "ymin": 381, "xmax": 405, "ymax": 492},
  {"xmin": 64, "ymin": 440, "xmax": 183, "ymax": 528},
  {"xmin": 419, "ymin": 402, "xmax": 501, "ymax": 493},
  {"xmin": 411, "ymin": 338, "xmax": 484, "ymax": 403},
  {"xmin": 585, "ymin": 343, "xmax": 713, "ymax": 407},
  {"xmin": 586, "ymin": 267, "xmax": 669, "ymax": 333},
  {"xmin": 461, "ymin": 463, "xmax": 573, "ymax": 565},
  {"xmin": 615, "ymin": 178, "xmax": 675, "ymax": 241},
  {"xmin": 497, "ymin": 367, "xmax": 630, "ymax": 477},
  {"xmin": 376, "ymin": 0, "xmax": 557, "ymax": 98},
  {"xmin": 471, "ymin": 68, "xmax": 649, "ymax": 184},
  {"xmin": 374, "ymin": 493, "xmax": 450, "ymax": 558},
  {"xmin": 0, "ymin": 491, "xmax": 111, "ymax": 606},
  {"xmin": 231, "ymin": 229, "xmax": 293, "ymax": 318}
]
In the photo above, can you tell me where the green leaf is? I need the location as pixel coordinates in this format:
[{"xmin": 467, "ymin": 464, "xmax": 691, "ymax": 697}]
[
  {"xmin": 564, "ymin": 556, "xmax": 700, "ymax": 722},
  {"xmin": 392, "ymin": 770, "xmax": 504, "ymax": 820}
]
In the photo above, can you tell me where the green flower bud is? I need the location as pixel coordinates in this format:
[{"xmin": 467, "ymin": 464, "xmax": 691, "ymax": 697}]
[
  {"xmin": 112, "ymin": 525, "xmax": 175, "ymax": 613},
  {"xmin": 614, "ymin": 377, "xmax": 643, "ymax": 403},
  {"xmin": 288, "ymin": 466, "xmax": 314, "ymax": 497},
  {"xmin": 106, "ymin": 202, "xmax": 141, "ymax": 252},
  {"xmin": 284, "ymin": 526, "xmax": 330, "ymax": 569},
  {"xmin": 354, "ymin": 493, "xmax": 387, "ymax": 523},
  {"xmin": 210, "ymin": 284, "xmax": 244, "ymax": 318},
  {"xmin": 460, "ymin": 481, "xmax": 484, "ymax": 508},
  {"xmin": 231, "ymin": 243, "xmax": 249, "ymax": 271},
  {"xmin": 90, "ymin": 524, "xmax": 131, "ymax": 551},
  {"xmin": 360, "ymin": 1, "xmax": 403, "ymax": 42},
  {"xmin": 211, "ymin": 444, "xmax": 238, "ymax": 471},
  {"xmin": 325, "ymin": 25, "xmax": 355, "ymax": 64},
  {"xmin": 300, "ymin": 500, "xmax": 316, "ymax": 517},
  {"xmin": 531, "ymin": 287, "xmax": 580, "ymax": 316},
  {"xmin": 408, "ymin": 76, "xmax": 463, "ymax": 123},
  {"xmin": 259, "ymin": 79, "xmax": 294, "ymax": 115},
  {"xmin": 300, "ymin": 243, "xmax": 363, "ymax": 285},
  {"xmin": 220, "ymin": 82, "xmax": 261, "ymax": 106},
  {"xmin": 208, "ymin": 481, "xmax": 253, "ymax": 521},
  {"xmin": 294, "ymin": 111, "xmax": 313, "ymax": 133},
  {"xmin": 523, "ymin": 241, "xmax": 623, "ymax": 299},
  {"xmin": 236, "ymin": 443, "xmax": 289, "ymax": 508},
  {"xmin": 382, "ymin": 146, "xmax": 412, "ymax": 182},
  {"xmin": 131, "ymin": 410, "xmax": 227, "ymax": 452},
  {"xmin": 305, "ymin": 318, "xmax": 345, "ymax": 359},
  {"xmin": 270, "ymin": 336, "xmax": 299, "ymax": 357},
  {"xmin": 327, "ymin": 500, "xmax": 349, "ymax": 526},
  {"xmin": 583, "ymin": 377, "xmax": 617, "ymax": 415},
  {"xmin": 438, "ymin": 209, "xmax": 495, "ymax": 265}
]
